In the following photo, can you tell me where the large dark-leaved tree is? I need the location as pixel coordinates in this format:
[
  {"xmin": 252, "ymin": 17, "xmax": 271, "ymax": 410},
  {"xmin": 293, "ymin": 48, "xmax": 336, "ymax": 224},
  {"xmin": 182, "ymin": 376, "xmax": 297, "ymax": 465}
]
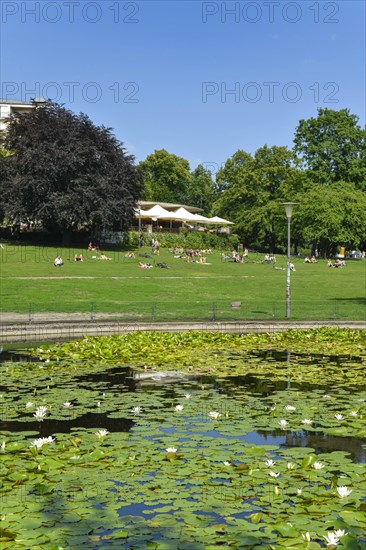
[{"xmin": 1, "ymin": 102, "xmax": 142, "ymax": 241}]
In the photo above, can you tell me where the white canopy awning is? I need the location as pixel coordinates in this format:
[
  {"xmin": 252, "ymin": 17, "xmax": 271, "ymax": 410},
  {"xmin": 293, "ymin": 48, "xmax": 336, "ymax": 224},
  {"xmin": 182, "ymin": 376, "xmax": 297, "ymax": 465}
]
[
  {"xmin": 134, "ymin": 208, "xmax": 153, "ymax": 218},
  {"xmin": 207, "ymin": 216, "xmax": 234, "ymax": 225},
  {"xmin": 143, "ymin": 205, "xmax": 175, "ymax": 219},
  {"xmin": 192, "ymin": 213, "xmax": 213, "ymax": 224},
  {"xmin": 171, "ymin": 207, "xmax": 198, "ymax": 221}
]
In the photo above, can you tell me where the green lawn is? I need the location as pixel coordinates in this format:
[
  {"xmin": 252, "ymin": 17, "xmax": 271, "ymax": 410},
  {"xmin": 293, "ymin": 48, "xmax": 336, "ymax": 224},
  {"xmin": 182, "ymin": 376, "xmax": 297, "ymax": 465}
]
[{"xmin": 0, "ymin": 244, "xmax": 365, "ymax": 320}]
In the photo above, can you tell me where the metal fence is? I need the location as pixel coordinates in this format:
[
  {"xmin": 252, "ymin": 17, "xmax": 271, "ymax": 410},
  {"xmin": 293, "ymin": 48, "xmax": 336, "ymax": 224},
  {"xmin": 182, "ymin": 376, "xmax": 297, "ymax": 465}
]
[{"xmin": 1, "ymin": 299, "xmax": 365, "ymax": 324}]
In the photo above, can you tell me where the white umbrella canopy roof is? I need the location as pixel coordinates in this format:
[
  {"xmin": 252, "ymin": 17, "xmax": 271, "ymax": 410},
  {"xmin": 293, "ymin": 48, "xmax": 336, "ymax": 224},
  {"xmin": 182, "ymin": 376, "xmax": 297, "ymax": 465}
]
[
  {"xmin": 192, "ymin": 213, "xmax": 213, "ymax": 224},
  {"xmin": 171, "ymin": 207, "xmax": 198, "ymax": 221},
  {"xmin": 143, "ymin": 205, "xmax": 176, "ymax": 219},
  {"xmin": 134, "ymin": 208, "xmax": 153, "ymax": 218},
  {"xmin": 207, "ymin": 216, "xmax": 234, "ymax": 225}
]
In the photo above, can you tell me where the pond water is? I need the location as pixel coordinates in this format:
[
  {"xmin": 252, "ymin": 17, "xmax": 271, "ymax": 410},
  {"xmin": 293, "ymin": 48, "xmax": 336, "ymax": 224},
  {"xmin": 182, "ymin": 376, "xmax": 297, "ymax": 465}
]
[{"xmin": 1, "ymin": 346, "xmax": 365, "ymax": 549}]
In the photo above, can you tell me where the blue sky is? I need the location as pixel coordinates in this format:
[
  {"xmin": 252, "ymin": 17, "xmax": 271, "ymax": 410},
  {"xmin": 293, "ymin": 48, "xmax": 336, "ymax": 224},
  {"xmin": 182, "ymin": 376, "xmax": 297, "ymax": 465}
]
[{"xmin": 1, "ymin": 0, "xmax": 365, "ymax": 174}]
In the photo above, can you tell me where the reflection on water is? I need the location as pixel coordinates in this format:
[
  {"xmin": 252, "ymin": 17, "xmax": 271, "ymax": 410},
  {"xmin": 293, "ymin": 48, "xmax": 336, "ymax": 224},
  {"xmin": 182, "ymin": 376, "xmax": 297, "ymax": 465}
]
[
  {"xmin": 1, "ymin": 349, "xmax": 365, "ymax": 464},
  {"xmin": 0, "ymin": 412, "xmax": 133, "ymax": 437}
]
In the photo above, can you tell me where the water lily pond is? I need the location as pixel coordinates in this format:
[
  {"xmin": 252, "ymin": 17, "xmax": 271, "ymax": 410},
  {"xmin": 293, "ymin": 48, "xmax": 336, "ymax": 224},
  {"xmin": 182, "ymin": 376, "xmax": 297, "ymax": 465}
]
[{"xmin": 1, "ymin": 329, "xmax": 365, "ymax": 549}]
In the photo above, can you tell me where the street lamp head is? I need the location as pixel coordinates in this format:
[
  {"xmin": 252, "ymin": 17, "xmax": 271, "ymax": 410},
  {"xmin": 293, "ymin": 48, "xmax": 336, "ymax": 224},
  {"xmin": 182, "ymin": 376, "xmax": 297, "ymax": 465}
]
[{"xmin": 281, "ymin": 202, "xmax": 298, "ymax": 220}]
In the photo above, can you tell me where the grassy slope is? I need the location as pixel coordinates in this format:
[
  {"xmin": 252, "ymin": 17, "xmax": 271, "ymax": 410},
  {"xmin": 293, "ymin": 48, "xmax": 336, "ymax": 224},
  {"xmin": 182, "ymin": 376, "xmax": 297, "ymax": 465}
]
[{"xmin": 0, "ymin": 244, "xmax": 365, "ymax": 319}]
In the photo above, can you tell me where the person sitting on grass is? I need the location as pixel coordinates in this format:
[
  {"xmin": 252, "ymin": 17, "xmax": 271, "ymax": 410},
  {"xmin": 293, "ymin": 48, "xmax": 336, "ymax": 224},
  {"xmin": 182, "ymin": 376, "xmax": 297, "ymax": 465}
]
[
  {"xmin": 73, "ymin": 254, "xmax": 84, "ymax": 262},
  {"xmin": 124, "ymin": 251, "xmax": 136, "ymax": 258},
  {"xmin": 327, "ymin": 259, "xmax": 334, "ymax": 268},
  {"xmin": 54, "ymin": 255, "xmax": 63, "ymax": 267},
  {"xmin": 88, "ymin": 242, "xmax": 98, "ymax": 251}
]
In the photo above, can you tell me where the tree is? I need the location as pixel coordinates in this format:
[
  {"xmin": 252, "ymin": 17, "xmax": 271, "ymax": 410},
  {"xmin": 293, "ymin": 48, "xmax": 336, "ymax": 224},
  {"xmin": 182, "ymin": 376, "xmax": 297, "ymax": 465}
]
[
  {"xmin": 0, "ymin": 102, "xmax": 142, "ymax": 241},
  {"xmin": 186, "ymin": 164, "xmax": 215, "ymax": 214},
  {"xmin": 293, "ymin": 108, "xmax": 366, "ymax": 188},
  {"xmin": 214, "ymin": 146, "xmax": 303, "ymax": 251},
  {"xmin": 139, "ymin": 149, "xmax": 192, "ymax": 203},
  {"xmin": 295, "ymin": 182, "xmax": 366, "ymax": 257}
]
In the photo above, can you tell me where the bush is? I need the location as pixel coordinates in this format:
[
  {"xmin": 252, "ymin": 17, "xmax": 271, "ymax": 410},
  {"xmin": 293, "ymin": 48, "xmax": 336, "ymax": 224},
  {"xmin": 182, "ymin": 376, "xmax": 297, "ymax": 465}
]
[{"xmin": 129, "ymin": 230, "xmax": 239, "ymax": 250}]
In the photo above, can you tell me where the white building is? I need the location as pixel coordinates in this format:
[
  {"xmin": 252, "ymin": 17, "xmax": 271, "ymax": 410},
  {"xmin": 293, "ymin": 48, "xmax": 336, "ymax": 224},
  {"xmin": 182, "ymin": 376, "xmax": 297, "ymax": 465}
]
[{"xmin": 0, "ymin": 98, "xmax": 47, "ymax": 132}]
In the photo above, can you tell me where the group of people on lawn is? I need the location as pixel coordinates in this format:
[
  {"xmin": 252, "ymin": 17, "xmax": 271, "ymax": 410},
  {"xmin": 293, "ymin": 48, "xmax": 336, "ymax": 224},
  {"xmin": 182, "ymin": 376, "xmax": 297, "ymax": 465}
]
[{"xmin": 54, "ymin": 243, "xmax": 350, "ymax": 270}]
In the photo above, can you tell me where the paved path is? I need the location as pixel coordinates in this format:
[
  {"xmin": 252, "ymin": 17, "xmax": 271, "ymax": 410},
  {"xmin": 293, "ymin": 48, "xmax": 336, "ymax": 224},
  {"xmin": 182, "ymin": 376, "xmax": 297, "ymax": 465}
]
[
  {"xmin": 0, "ymin": 275, "xmax": 253, "ymax": 280},
  {"xmin": 0, "ymin": 318, "xmax": 364, "ymax": 344}
]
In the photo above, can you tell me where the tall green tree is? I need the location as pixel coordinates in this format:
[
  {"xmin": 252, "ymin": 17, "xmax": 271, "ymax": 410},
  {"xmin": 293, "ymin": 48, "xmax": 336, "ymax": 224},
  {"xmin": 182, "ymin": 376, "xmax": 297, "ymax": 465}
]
[
  {"xmin": 186, "ymin": 164, "xmax": 215, "ymax": 214},
  {"xmin": 214, "ymin": 146, "xmax": 302, "ymax": 251},
  {"xmin": 139, "ymin": 149, "xmax": 192, "ymax": 203},
  {"xmin": 294, "ymin": 108, "xmax": 366, "ymax": 188},
  {"xmin": 0, "ymin": 102, "xmax": 142, "ymax": 241},
  {"xmin": 295, "ymin": 182, "xmax": 366, "ymax": 257}
]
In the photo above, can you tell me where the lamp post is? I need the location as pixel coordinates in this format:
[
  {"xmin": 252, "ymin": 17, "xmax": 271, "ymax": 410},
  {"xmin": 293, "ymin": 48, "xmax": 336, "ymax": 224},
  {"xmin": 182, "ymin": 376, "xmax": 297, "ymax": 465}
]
[
  {"xmin": 281, "ymin": 202, "xmax": 297, "ymax": 319},
  {"xmin": 138, "ymin": 207, "xmax": 141, "ymax": 248}
]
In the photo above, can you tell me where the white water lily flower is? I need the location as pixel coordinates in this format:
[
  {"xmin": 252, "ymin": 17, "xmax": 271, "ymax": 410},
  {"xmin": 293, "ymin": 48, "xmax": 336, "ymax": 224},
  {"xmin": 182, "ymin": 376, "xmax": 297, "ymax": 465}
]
[
  {"xmin": 270, "ymin": 406, "xmax": 276, "ymax": 411},
  {"xmin": 25, "ymin": 402, "xmax": 34, "ymax": 408},
  {"xmin": 324, "ymin": 532, "xmax": 340, "ymax": 547},
  {"xmin": 301, "ymin": 532, "xmax": 311, "ymax": 542},
  {"xmin": 209, "ymin": 411, "xmax": 221, "ymax": 419},
  {"xmin": 287, "ymin": 462, "xmax": 296, "ymax": 470},
  {"xmin": 132, "ymin": 406, "xmax": 142, "ymax": 415},
  {"xmin": 349, "ymin": 411, "xmax": 358, "ymax": 417},
  {"xmin": 175, "ymin": 405, "xmax": 184, "ymax": 412},
  {"xmin": 97, "ymin": 402, "xmax": 101, "ymax": 408},
  {"xmin": 336, "ymin": 486, "xmax": 352, "ymax": 498},
  {"xmin": 334, "ymin": 413, "xmax": 344, "ymax": 420},
  {"xmin": 269, "ymin": 471, "xmax": 280, "ymax": 478},
  {"xmin": 265, "ymin": 459, "xmax": 276, "ymax": 467},
  {"xmin": 312, "ymin": 461, "xmax": 325, "ymax": 470},
  {"xmin": 302, "ymin": 418, "xmax": 313, "ymax": 425},
  {"xmin": 223, "ymin": 461, "xmax": 231, "ymax": 466},
  {"xmin": 323, "ymin": 394, "xmax": 331, "ymax": 398},
  {"xmin": 95, "ymin": 429, "xmax": 108, "ymax": 438},
  {"xmin": 33, "ymin": 406, "xmax": 48, "ymax": 421},
  {"xmin": 184, "ymin": 394, "xmax": 191, "ymax": 399},
  {"xmin": 297, "ymin": 488, "xmax": 302, "ymax": 495},
  {"xmin": 334, "ymin": 530, "xmax": 347, "ymax": 538},
  {"xmin": 1, "ymin": 441, "xmax": 5, "ymax": 450},
  {"xmin": 278, "ymin": 419, "xmax": 288, "ymax": 428},
  {"xmin": 30, "ymin": 436, "xmax": 55, "ymax": 449},
  {"xmin": 166, "ymin": 447, "xmax": 177, "ymax": 453},
  {"xmin": 285, "ymin": 405, "xmax": 296, "ymax": 411},
  {"xmin": 63, "ymin": 402, "xmax": 72, "ymax": 407}
]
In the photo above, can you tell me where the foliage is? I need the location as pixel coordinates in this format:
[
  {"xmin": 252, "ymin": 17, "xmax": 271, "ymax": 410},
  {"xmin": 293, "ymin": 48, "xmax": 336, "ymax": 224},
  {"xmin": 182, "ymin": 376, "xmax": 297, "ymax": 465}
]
[
  {"xmin": 1, "ymin": 329, "xmax": 365, "ymax": 548},
  {"xmin": 293, "ymin": 108, "xmax": 366, "ymax": 188},
  {"xmin": 295, "ymin": 182, "xmax": 366, "ymax": 256},
  {"xmin": 139, "ymin": 149, "xmax": 192, "ymax": 203},
  {"xmin": 0, "ymin": 102, "xmax": 142, "ymax": 241},
  {"xmin": 214, "ymin": 146, "xmax": 303, "ymax": 251},
  {"xmin": 186, "ymin": 164, "xmax": 216, "ymax": 214},
  {"xmin": 39, "ymin": 328, "xmax": 366, "ymax": 371},
  {"xmin": 130, "ymin": 229, "xmax": 239, "ymax": 250}
]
